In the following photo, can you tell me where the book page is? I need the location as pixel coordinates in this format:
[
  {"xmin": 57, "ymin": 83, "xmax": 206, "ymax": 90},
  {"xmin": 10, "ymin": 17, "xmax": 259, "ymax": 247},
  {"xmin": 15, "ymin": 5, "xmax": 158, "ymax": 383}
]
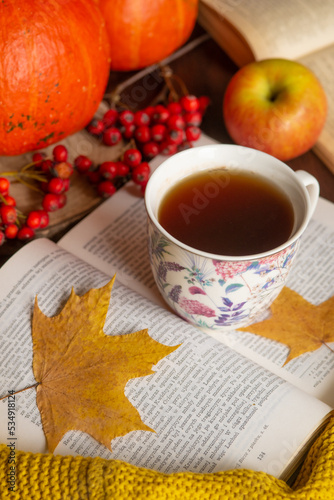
[
  {"xmin": 197, "ymin": 2, "xmax": 255, "ymax": 67},
  {"xmin": 0, "ymin": 238, "xmax": 330, "ymax": 479},
  {"xmin": 199, "ymin": 0, "xmax": 334, "ymax": 62},
  {"xmin": 299, "ymin": 46, "xmax": 334, "ymax": 174}
]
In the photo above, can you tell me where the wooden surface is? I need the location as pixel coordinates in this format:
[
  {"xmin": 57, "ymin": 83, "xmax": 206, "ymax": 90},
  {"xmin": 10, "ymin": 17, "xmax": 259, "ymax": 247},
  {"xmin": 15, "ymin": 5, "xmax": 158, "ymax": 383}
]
[{"xmin": 1, "ymin": 26, "xmax": 334, "ymax": 266}]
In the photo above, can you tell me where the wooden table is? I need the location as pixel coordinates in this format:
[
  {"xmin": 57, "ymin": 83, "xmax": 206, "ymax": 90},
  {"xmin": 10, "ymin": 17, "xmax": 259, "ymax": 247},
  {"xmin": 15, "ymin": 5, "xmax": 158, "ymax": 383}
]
[{"xmin": 1, "ymin": 26, "xmax": 334, "ymax": 267}]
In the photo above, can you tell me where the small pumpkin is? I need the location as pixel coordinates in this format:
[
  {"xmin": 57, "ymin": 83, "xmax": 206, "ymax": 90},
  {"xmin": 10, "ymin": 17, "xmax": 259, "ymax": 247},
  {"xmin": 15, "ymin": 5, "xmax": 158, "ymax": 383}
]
[
  {"xmin": 0, "ymin": 0, "xmax": 111, "ymax": 156},
  {"xmin": 99, "ymin": 0, "xmax": 199, "ymax": 71}
]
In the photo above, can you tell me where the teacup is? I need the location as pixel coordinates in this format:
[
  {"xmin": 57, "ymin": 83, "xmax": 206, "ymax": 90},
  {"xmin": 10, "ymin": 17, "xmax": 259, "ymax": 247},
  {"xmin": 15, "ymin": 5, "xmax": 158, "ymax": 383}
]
[{"xmin": 144, "ymin": 144, "xmax": 319, "ymax": 331}]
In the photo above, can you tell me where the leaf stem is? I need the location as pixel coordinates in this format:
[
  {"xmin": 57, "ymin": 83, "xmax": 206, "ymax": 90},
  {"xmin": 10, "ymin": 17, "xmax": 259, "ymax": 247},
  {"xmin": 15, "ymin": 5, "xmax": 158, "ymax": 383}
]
[
  {"xmin": 0, "ymin": 383, "xmax": 39, "ymax": 401},
  {"xmin": 323, "ymin": 341, "xmax": 334, "ymax": 353}
]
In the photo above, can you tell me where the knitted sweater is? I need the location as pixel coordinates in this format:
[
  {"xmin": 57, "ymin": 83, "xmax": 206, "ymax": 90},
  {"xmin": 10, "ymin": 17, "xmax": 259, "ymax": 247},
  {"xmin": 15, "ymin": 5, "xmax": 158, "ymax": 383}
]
[{"xmin": 1, "ymin": 416, "xmax": 334, "ymax": 499}]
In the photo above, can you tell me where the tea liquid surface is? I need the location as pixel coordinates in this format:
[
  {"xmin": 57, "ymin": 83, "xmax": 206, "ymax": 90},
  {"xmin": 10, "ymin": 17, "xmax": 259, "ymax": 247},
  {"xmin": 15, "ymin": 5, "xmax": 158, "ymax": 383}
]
[{"xmin": 158, "ymin": 169, "xmax": 294, "ymax": 256}]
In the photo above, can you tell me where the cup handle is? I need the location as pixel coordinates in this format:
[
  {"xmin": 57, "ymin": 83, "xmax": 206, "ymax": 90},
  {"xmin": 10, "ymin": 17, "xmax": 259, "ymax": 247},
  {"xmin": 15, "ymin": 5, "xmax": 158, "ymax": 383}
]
[{"xmin": 295, "ymin": 170, "xmax": 320, "ymax": 219}]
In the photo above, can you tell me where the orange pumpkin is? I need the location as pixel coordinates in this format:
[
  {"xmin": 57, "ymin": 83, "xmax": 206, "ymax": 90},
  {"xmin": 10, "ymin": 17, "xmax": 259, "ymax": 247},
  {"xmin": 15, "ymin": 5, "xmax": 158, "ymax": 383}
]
[
  {"xmin": 99, "ymin": 0, "xmax": 199, "ymax": 71},
  {"xmin": 0, "ymin": 0, "xmax": 111, "ymax": 156}
]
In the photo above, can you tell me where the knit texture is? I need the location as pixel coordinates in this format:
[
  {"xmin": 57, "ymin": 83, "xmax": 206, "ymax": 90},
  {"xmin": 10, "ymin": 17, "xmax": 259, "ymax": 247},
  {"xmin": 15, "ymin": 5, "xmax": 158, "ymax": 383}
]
[{"xmin": 1, "ymin": 416, "xmax": 334, "ymax": 499}]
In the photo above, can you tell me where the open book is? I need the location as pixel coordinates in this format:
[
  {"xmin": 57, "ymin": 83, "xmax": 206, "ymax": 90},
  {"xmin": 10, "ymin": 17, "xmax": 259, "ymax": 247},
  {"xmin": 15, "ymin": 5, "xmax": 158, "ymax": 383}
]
[
  {"xmin": 1, "ymin": 137, "xmax": 334, "ymax": 482},
  {"xmin": 197, "ymin": 0, "xmax": 334, "ymax": 173}
]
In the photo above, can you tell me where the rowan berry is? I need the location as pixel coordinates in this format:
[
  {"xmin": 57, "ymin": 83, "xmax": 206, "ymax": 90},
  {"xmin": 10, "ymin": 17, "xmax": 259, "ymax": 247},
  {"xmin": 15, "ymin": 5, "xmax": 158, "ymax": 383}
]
[
  {"xmin": 86, "ymin": 119, "xmax": 105, "ymax": 136},
  {"xmin": 134, "ymin": 110, "xmax": 151, "ymax": 126},
  {"xmin": 102, "ymin": 109, "xmax": 119, "ymax": 127},
  {"xmin": 131, "ymin": 162, "xmax": 150, "ymax": 185},
  {"xmin": 184, "ymin": 111, "xmax": 202, "ymax": 127},
  {"xmin": 167, "ymin": 129, "xmax": 184, "ymax": 145},
  {"xmin": 74, "ymin": 155, "xmax": 93, "ymax": 174},
  {"xmin": 134, "ymin": 125, "xmax": 151, "ymax": 143},
  {"xmin": 32, "ymin": 152, "xmax": 46, "ymax": 167},
  {"xmin": 57, "ymin": 193, "xmax": 67, "ymax": 209},
  {"xmin": 185, "ymin": 126, "xmax": 201, "ymax": 142},
  {"xmin": 53, "ymin": 144, "xmax": 68, "ymax": 162},
  {"xmin": 39, "ymin": 210, "xmax": 50, "ymax": 229},
  {"xmin": 97, "ymin": 180, "xmax": 117, "ymax": 198},
  {"xmin": 0, "ymin": 205, "xmax": 17, "ymax": 224},
  {"xmin": 121, "ymin": 123, "xmax": 136, "ymax": 139},
  {"xmin": 0, "ymin": 177, "xmax": 10, "ymax": 195},
  {"xmin": 2, "ymin": 195, "xmax": 16, "ymax": 207},
  {"xmin": 167, "ymin": 114, "xmax": 185, "ymax": 130},
  {"xmin": 4, "ymin": 224, "xmax": 18, "ymax": 239},
  {"xmin": 47, "ymin": 177, "xmax": 65, "ymax": 194},
  {"xmin": 123, "ymin": 148, "xmax": 142, "ymax": 168},
  {"xmin": 26, "ymin": 210, "xmax": 43, "ymax": 229},
  {"xmin": 180, "ymin": 95, "xmax": 200, "ymax": 112},
  {"xmin": 142, "ymin": 141, "xmax": 159, "ymax": 159},
  {"xmin": 42, "ymin": 193, "xmax": 60, "ymax": 212},
  {"xmin": 17, "ymin": 226, "xmax": 35, "ymax": 241},
  {"xmin": 167, "ymin": 102, "xmax": 183, "ymax": 115},
  {"xmin": 152, "ymin": 105, "xmax": 170, "ymax": 123},
  {"xmin": 198, "ymin": 95, "xmax": 211, "ymax": 113},
  {"xmin": 99, "ymin": 161, "xmax": 118, "ymax": 180},
  {"xmin": 118, "ymin": 110, "xmax": 135, "ymax": 126},
  {"xmin": 103, "ymin": 127, "xmax": 122, "ymax": 146},
  {"xmin": 151, "ymin": 124, "xmax": 167, "ymax": 142},
  {"xmin": 116, "ymin": 162, "xmax": 130, "ymax": 177}
]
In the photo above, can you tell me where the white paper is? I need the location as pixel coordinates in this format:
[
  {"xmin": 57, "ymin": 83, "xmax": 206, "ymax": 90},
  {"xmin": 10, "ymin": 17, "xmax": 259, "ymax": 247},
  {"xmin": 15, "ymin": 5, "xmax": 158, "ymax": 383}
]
[{"xmin": 0, "ymin": 239, "xmax": 330, "ymax": 479}]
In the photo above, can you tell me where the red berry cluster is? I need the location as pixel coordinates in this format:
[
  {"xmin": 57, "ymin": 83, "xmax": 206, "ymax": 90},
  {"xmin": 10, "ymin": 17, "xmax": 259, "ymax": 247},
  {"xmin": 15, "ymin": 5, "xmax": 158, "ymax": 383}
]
[
  {"xmin": 0, "ymin": 144, "xmax": 73, "ymax": 244},
  {"xmin": 0, "ymin": 93, "xmax": 209, "ymax": 246},
  {"xmin": 0, "ymin": 143, "xmax": 151, "ymax": 245},
  {"xmin": 74, "ymin": 147, "xmax": 150, "ymax": 196},
  {"xmin": 33, "ymin": 144, "xmax": 73, "ymax": 212},
  {"xmin": 0, "ymin": 177, "xmax": 48, "ymax": 243},
  {"xmin": 86, "ymin": 95, "xmax": 210, "ymax": 160}
]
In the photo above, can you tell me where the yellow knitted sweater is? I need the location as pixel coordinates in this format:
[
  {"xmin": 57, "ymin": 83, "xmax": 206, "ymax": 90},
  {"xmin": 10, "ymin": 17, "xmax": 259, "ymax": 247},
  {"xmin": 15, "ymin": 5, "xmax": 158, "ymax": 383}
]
[{"xmin": 1, "ymin": 416, "xmax": 334, "ymax": 499}]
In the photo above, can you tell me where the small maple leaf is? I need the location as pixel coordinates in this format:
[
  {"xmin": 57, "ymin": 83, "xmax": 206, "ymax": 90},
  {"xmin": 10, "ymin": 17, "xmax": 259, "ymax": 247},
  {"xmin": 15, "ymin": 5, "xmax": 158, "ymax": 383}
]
[
  {"xmin": 32, "ymin": 276, "xmax": 179, "ymax": 453},
  {"xmin": 238, "ymin": 287, "xmax": 334, "ymax": 365}
]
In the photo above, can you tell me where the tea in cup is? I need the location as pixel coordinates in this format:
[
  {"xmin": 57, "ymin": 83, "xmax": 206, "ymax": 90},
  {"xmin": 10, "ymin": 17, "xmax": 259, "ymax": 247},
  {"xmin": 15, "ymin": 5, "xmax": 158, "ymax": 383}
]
[{"xmin": 145, "ymin": 144, "xmax": 319, "ymax": 331}]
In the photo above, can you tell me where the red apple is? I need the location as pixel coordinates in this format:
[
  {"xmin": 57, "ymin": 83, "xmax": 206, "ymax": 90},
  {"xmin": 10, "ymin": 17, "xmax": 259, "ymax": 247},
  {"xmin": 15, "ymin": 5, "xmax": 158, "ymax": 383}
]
[{"xmin": 223, "ymin": 59, "xmax": 327, "ymax": 161}]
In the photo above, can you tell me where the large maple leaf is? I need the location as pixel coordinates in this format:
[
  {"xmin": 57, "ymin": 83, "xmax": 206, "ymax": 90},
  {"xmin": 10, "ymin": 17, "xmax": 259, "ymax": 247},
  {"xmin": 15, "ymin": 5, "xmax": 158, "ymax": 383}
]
[
  {"xmin": 32, "ymin": 276, "xmax": 179, "ymax": 453},
  {"xmin": 238, "ymin": 287, "xmax": 334, "ymax": 365}
]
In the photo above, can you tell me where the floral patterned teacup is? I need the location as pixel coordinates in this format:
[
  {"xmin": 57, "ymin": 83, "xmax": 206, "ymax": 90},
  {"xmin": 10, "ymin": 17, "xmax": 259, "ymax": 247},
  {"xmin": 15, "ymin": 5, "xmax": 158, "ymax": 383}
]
[{"xmin": 145, "ymin": 145, "xmax": 319, "ymax": 331}]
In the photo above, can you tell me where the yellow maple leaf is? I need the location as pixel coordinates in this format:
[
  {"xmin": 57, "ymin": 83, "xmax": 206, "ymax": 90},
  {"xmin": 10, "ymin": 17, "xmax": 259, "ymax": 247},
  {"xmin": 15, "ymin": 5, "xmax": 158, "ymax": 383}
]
[
  {"xmin": 32, "ymin": 276, "xmax": 179, "ymax": 453},
  {"xmin": 238, "ymin": 287, "xmax": 334, "ymax": 365}
]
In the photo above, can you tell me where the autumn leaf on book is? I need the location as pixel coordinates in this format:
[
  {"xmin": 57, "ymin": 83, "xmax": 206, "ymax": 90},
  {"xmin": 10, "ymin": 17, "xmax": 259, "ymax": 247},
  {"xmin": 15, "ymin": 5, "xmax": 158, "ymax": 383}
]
[
  {"xmin": 31, "ymin": 276, "xmax": 179, "ymax": 453},
  {"xmin": 238, "ymin": 287, "xmax": 334, "ymax": 365}
]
